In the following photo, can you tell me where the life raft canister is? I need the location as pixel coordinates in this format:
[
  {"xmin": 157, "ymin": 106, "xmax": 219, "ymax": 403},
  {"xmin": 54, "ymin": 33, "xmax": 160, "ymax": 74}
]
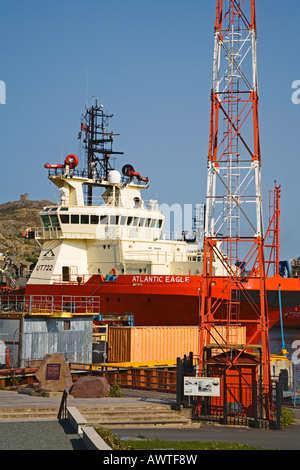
[{"xmin": 44, "ymin": 163, "xmax": 64, "ymax": 169}]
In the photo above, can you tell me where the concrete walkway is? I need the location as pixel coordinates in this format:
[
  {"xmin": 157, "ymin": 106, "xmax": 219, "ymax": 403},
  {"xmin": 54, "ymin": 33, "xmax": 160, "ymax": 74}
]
[
  {"xmin": 0, "ymin": 389, "xmax": 300, "ymax": 450},
  {"xmin": 0, "ymin": 388, "xmax": 175, "ymax": 411}
]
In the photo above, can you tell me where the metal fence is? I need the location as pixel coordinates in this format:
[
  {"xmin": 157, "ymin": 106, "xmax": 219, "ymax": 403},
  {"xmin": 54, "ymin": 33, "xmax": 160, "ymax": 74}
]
[
  {"xmin": 174, "ymin": 353, "xmax": 294, "ymax": 429},
  {"xmin": 82, "ymin": 364, "xmax": 177, "ymax": 393}
]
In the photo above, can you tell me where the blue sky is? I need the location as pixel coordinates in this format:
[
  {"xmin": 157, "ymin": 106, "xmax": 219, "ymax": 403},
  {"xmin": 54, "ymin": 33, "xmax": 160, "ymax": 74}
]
[{"xmin": 0, "ymin": 0, "xmax": 299, "ymax": 261}]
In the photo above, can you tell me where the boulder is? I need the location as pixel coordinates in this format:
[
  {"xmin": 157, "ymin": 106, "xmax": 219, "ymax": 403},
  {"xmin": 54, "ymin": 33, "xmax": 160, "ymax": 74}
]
[
  {"xmin": 70, "ymin": 376, "xmax": 110, "ymax": 398},
  {"xmin": 35, "ymin": 353, "xmax": 73, "ymax": 392}
]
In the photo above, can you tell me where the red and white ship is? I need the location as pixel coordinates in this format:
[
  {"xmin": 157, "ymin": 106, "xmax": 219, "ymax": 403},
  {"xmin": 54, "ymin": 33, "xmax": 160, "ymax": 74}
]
[{"xmin": 0, "ymin": 99, "xmax": 296, "ymax": 345}]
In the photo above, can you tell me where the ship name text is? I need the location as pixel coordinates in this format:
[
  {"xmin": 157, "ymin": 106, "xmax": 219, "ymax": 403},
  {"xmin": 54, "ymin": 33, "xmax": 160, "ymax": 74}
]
[{"xmin": 132, "ymin": 275, "xmax": 190, "ymax": 284}]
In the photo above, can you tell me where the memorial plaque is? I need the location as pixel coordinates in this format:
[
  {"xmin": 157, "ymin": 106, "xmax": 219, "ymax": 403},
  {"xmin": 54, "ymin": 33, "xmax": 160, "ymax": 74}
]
[
  {"xmin": 36, "ymin": 353, "xmax": 73, "ymax": 392},
  {"xmin": 45, "ymin": 363, "xmax": 61, "ymax": 380}
]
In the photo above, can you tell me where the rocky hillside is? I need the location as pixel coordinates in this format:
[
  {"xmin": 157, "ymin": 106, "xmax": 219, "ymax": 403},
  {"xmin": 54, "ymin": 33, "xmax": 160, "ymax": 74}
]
[{"xmin": 0, "ymin": 196, "xmax": 54, "ymax": 268}]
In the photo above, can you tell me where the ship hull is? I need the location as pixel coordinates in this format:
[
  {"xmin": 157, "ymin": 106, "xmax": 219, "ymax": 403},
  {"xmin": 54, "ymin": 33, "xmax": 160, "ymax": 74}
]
[
  {"xmin": 24, "ymin": 274, "xmax": 300, "ymax": 342},
  {"xmin": 274, "ymin": 308, "xmax": 300, "ymax": 328}
]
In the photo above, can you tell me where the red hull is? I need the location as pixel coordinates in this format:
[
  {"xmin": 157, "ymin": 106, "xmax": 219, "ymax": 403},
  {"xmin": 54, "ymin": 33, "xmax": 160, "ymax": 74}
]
[
  {"xmin": 24, "ymin": 274, "xmax": 300, "ymax": 341},
  {"xmin": 274, "ymin": 307, "xmax": 300, "ymax": 329}
]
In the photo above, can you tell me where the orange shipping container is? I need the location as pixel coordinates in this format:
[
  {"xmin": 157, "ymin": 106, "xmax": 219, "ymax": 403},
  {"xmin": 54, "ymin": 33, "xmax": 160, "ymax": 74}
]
[{"xmin": 107, "ymin": 325, "xmax": 246, "ymax": 363}]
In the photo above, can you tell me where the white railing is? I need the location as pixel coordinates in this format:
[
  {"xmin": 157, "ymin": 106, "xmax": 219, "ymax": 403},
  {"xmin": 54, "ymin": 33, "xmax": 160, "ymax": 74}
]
[
  {"xmin": 52, "ymin": 274, "xmax": 93, "ymax": 284},
  {"xmin": 0, "ymin": 295, "xmax": 100, "ymax": 315},
  {"xmin": 33, "ymin": 227, "xmax": 196, "ymax": 244},
  {"xmin": 52, "ymin": 195, "xmax": 159, "ymax": 210}
]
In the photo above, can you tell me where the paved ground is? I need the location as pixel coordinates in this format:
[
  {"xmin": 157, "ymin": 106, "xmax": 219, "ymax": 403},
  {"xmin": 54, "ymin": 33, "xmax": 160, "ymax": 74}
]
[
  {"xmin": 0, "ymin": 420, "xmax": 86, "ymax": 450},
  {"xmin": 114, "ymin": 424, "xmax": 300, "ymax": 451},
  {"xmin": 0, "ymin": 389, "xmax": 300, "ymax": 450},
  {"xmin": 0, "ymin": 388, "xmax": 175, "ymax": 410},
  {"xmin": 0, "ymin": 388, "xmax": 178, "ymax": 451}
]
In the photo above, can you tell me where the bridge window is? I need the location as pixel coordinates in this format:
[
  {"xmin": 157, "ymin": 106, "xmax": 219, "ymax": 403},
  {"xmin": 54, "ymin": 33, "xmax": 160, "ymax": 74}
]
[
  {"xmin": 91, "ymin": 215, "xmax": 99, "ymax": 224},
  {"xmin": 100, "ymin": 215, "xmax": 108, "ymax": 225},
  {"xmin": 71, "ymin": 215, "xmax": 79, "ymax": 224},
  {"xmin": 110, "ymin": 215, "xmax": 119, "ymax": 225},
  {"xmin": 41, "ymin": 215, "xmax": 51, "ymax": 231},
  {"xmin": 60, "ymin": 214, "xmax": 69, "ymax": 224},
  {"xmin": 50, "ymin": 214, "xmax": 60, "ymax": 229},
  {"xmin": 81, "ymin": 215, "xmax": 89, "ymax": 224}
]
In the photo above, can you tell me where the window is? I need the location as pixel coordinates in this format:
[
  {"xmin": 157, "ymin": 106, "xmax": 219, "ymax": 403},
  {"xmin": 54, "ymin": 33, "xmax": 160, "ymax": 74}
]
[
  {"xmin": 60, "ymin": 214, "xmax": 69, "ymax": 224},
  {"xmin": 139, "ymin": 218, "xmax": 145, "ymax": 227},
  {"xmin": 157, "ymin": 219, "xmax": 163, "ymax": 228},
  {"xmin": 100, "ymin": 215, "xmax": 108, "ymax": 225},
  {"xmin": 81, "ymin": 214, "xmax": 89, "ymax": 224},
  {"xmin": 64, "ymin": 320, "xmax": 71, "ymax": 330},
  {"xmin": 50, "ymin": 214, "xmax": 60, "ymax": 229},
  {"xmin": 120, "ymin": 216, "xmax": 127, "ymax": 225},
  {"xmin": 110, "ymin": 215, "xmax": 119, "ymax": 225},
  {"xmin": 127, "ymin": 217, "xmax": 133, "ymax": 226},
  {"xmin": 133, "ymin": 217, "xmax": 139, "ymax": 226},
  {"xmin": 150, "ymin": 219, "xmax": 157, "ymax": 228},
  {"xmin": 60, "ymin": 207, "xmax": 69, "ymax": 211},
  {"xmin": 146, "ymin": 218, "xmax": 151, "ymax": 227},
  {"xmin": 91, "ymin": 215, "xmax": 99, "ymax": 224},
  {"xmin": 71, "ymin": 215, "xmax": 79, "ymax": 224},
  {"xmin": 41, "ymin": 215, "xmax": 51, "ymax": 231}
]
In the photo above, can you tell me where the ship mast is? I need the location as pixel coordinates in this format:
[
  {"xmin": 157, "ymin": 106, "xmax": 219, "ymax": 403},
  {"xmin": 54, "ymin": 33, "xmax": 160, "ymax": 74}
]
[{"xmin": 80, "ymin": 100, "xmax": 124, "ymax": 205}]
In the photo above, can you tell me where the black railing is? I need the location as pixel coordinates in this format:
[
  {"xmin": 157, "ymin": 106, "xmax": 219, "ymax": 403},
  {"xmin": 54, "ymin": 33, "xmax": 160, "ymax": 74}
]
[
  {"xmin": 176, "ymin": 352, "xmax": 195, "ymax": 411},
  {"xmin": 175, "ymin": 354, "xmax": 285, "ymax": 429},
  {"xmin": 57, "ymin": 388, "xmax": 68, "ymax": 419}
]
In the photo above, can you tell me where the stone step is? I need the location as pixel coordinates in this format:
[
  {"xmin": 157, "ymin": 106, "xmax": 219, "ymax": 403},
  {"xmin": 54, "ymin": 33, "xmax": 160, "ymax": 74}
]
[
  {"xmin": 0, "ymin": 405, "xmax": 192, "ymax": 427},
  {"xmin": 0, "ymin": 409, "xmax": 58, "ymax": 421},
  {"xmin": 78, "ymin": 407, "xmax": 192, "ymax": 427},
  {"xmin": 86, "ymin": 414, "xmax": 190, "ymax": 424}
]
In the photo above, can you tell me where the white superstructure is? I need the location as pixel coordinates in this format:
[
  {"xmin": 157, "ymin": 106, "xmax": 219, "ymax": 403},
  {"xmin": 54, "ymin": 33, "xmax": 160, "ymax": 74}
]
[
  {"xmin": 28, "ymin": 163, "xmax": 205, "ymax": 285},
  {"xmin": 27, "ymin": 101, "xmax": 227, "ymax": 286}
]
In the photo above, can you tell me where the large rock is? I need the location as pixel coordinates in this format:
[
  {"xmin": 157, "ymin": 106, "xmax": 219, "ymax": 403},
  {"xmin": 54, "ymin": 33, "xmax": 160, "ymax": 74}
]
[
  {"xmin": 70, "ymin": 376, "xmax": 110, "ymax": 398},
  {"xmin": 35, "ymin": 353, "xmax": 73, "ymax": 392}
]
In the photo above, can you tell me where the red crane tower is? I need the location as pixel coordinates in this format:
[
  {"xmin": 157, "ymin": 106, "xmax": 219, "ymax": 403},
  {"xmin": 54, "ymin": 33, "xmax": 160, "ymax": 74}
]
[{"xmin": 198, "ymin": 0, "xmax": 273, "ymax": 419}]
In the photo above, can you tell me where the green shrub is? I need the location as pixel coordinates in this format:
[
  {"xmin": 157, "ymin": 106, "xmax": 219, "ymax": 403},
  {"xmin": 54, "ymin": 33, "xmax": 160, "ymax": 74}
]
[
  {"xmin": 107, "ymin": 382, "xmax": 122, "ymax": 397},
  {"xmin": 281, "ymin": 407, "xmax": 294, "ymax": 428},
  {"xmin": 95, "ymin": 427, "xmax": 131, "ymax": 450}
]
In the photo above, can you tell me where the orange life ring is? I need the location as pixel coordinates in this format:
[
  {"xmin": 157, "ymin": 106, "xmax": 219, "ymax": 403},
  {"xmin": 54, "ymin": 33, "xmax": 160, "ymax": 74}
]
[{"xmin": 64, "ymin": 154, "xmax": 79, "ymax": 169}]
